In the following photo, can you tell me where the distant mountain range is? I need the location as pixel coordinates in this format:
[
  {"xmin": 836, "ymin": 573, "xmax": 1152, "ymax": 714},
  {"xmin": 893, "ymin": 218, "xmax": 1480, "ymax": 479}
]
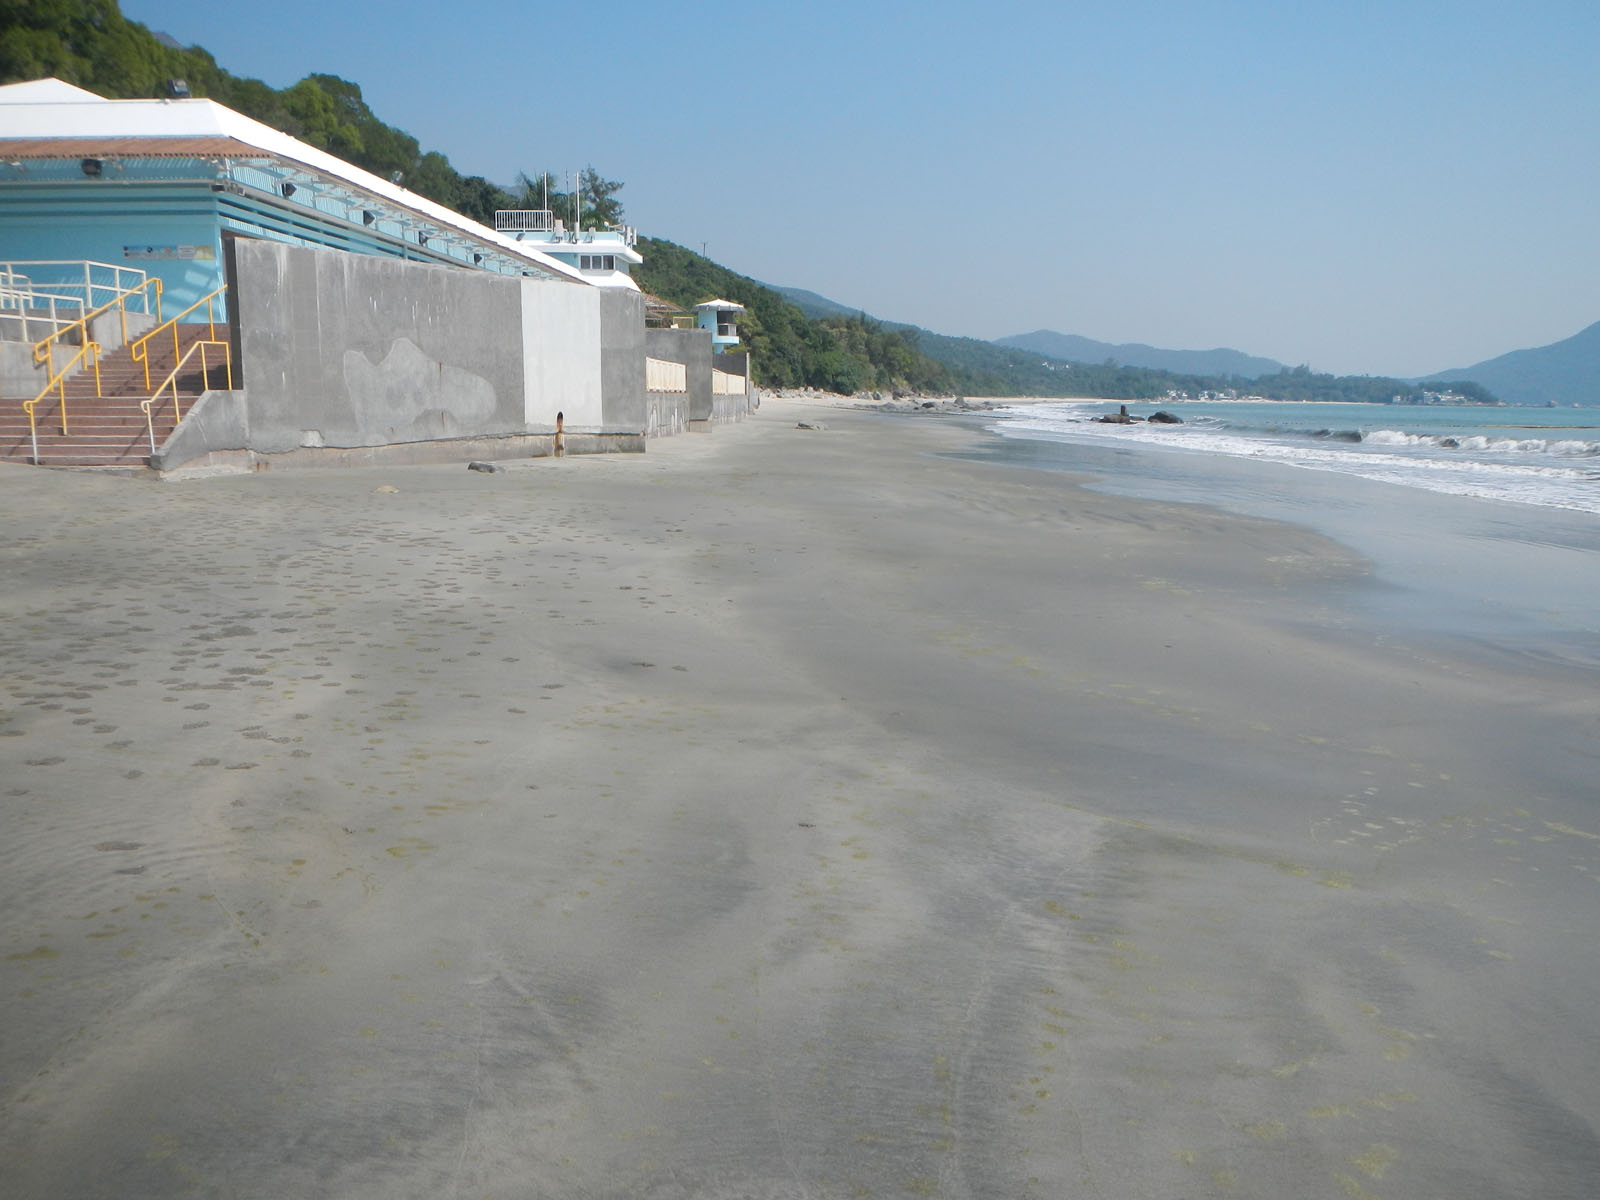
[
  {"xmin": 994, "ymin": 332, "xmax": 1287, "ymax": 379},
  {"xmin": 1422, "ymin": 321, "xmax": 1600, "ymax": 407},
  {"xmin": 771, "ymin": 286, "xmax": 1286, "ymax": 379},
  {"xmin": 770, "ymin": 284, "xmax": 1598, "ymax": 405}
]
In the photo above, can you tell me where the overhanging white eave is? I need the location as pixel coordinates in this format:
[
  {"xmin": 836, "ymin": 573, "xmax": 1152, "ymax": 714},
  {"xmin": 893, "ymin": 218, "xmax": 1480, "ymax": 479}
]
[{"xmin": 0, "ymin": 80, "xmax": 592, "ymax": 287}]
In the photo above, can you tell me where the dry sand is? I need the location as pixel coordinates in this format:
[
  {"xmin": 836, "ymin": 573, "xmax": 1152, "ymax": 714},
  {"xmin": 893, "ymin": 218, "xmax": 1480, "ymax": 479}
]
[{"xmin": 3, "ymin": 396, "xmax": 1598, "ymax": 1198}]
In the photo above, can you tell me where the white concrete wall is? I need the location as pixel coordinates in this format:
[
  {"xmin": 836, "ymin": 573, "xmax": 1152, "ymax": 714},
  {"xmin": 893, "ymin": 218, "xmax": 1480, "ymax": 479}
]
[{"xmin": 520, "ymin": 280, "xmax": 602, "ymax": 429}]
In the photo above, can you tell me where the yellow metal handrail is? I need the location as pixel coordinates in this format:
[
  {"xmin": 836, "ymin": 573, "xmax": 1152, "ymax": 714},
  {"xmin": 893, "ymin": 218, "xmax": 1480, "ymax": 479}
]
[
  {"xmin": 142, "ymin": 339, "xmax": 233, "ymax": 456},
  {"xmin": 22, "ymin": 341, "xmax": 102, "ymax": 463},
  {"xmin": 129, "ymin": 285, "xmax": 227, "ymax": 391},
  {"xmin": 31, "ymin": 276, "xmax": 163, "ymax": 392}
]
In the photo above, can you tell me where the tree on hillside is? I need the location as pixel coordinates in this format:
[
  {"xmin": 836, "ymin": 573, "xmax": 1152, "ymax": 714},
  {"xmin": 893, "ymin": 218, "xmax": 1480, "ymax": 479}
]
[{"xmin": 579, "ymin": 166, "xmax": 624, "ymax": 229}]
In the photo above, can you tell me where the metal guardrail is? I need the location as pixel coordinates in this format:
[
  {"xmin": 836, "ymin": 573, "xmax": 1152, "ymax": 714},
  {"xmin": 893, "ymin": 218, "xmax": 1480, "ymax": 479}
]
[
  {"xmin": 23, "ymin": 341, "xmax": 102, "ymax": 462},
  {"xmin": 494, "ymin": 210, "xmax": 555, "ymax": 233},
  {"xmin": 129, "ymin": 285, "xmax": 227, "ymax": 390},
  {"xmin": 19, "ymin": 273, "xmax": 164, "ymax": 461},
  {"xmin": 143, "ymin": 339, "xmax": 233, "ymax": 455},
  {"xmin": 0, "ymin": 284, "xmax": 78, "ymax": 344},
  {"xmin": 1, "ymin": 260, "xmax": 153, "ymax": 317},
  {"xmin": 29, "ymin": 274, "xmax": 164, "ymax": 390}
]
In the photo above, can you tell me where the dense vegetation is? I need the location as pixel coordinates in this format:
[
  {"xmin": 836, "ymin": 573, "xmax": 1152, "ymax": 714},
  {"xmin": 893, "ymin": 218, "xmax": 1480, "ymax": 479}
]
[
  {"xmin": 634, "ymin": 238, "xmax": 958, "ymax": 393},
  {"xmin": 3, "ymin": 1, "xmax": 1502, "ymax": 403}
]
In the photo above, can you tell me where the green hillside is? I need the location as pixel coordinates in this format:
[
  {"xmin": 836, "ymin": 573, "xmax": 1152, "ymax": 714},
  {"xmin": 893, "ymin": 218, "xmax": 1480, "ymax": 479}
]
[{"xmin": 634, "ymin": 239, "xmax": 957, "ymax": 394}]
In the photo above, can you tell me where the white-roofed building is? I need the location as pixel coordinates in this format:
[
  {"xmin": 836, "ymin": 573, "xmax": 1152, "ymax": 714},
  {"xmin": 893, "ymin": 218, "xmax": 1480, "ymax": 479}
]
[
  {"xmin": 0, "ymin": 75, "xmax": 606, "ymax": 320},
  {"xmin": 0, "ymin": 77, "xmax": 762, "ymax": 472}
]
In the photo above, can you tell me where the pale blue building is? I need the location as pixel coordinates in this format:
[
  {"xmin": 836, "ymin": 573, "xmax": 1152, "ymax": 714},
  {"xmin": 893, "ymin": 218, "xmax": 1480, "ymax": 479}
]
[{"xmin": 694, "ymin": 299, "xmax": 745, "ymax": 353}]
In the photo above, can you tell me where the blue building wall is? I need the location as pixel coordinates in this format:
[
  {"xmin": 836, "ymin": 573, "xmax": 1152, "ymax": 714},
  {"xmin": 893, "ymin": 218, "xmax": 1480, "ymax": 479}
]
[
  {"xmin": 0, "ymin": 157, "xmax": 541, "ymax": 324},
  {"xmin": 0, "ymin": 181, "xmax": 225, "ymax": 320}
]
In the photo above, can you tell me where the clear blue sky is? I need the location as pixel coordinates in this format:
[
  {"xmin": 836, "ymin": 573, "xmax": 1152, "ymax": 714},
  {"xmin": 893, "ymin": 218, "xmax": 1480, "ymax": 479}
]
[{"xmin": 124, "ymin": 0, "xmax": 1599, "ymax": 377}]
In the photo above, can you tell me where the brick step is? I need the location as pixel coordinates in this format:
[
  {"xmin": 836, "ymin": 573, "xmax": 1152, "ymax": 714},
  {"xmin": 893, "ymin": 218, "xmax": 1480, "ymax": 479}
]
[
  {"xmin": 4, "ymin": 443, "xmax": 166, "ymax": 458},
  {"xmin": 2, "ymin": 438, "xmax": 170, "ymax": 464},
  {"xmin": 9, "ymin": 456, "xmax": 155, "ymax": 469},
  {"xmin": 2, "ymin": 324, "xmax": 229, "ymax": 468},
  {"xmin": 12, "ymin": 404, "xmax": 208, "ymax": 419},
  {"xmin": 0, "ymin": 421, "xmax": 164, "ymax": 436},
  {"xmin": 2, "ymin": 405, "xmax": 174, "ymax": 424},
  {"xmin": 3, "ymin": 423, "xmax": 173, "ymax": 440}
]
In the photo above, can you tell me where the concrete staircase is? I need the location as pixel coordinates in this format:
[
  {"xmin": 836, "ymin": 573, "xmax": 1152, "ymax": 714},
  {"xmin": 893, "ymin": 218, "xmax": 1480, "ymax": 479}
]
[{"xmin": 0, "ymin": 326, "xmax": 230, "ymax": 468}]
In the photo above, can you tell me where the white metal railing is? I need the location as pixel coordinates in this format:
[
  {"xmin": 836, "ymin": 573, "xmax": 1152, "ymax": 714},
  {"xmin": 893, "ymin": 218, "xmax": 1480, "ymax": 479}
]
[
  {"xmin": 0, "ymin": 260, "xmax": 153, "ymax": 317},
  {"xmin": 495, "ymin": 210, "xmax": 555, "ymax": 233},
  {"xmin": 0, "ymin": 284, "xmax": 79, "ymax": 343},
  {"xmin": 646, "ymin": 357, "xmax": 688, "ymax": 393},
  {"xmin": 712, "ymin": 368, "xmax": 746, "ymax": 395}
]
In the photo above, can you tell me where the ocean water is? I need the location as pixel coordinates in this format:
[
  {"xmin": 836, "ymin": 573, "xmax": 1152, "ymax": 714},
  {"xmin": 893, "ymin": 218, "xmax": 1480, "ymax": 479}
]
[
  {"xmin": 991, "ymin": 399, "xmax": 1600, "ymax": 515},
  {"xmin": 968, "ymin": 400, "xmax": 1600, "ymax": 671}
]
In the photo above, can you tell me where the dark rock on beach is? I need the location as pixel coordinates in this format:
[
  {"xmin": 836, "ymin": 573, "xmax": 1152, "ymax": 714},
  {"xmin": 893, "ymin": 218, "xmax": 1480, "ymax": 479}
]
[{"xmin": 1095, "ymin": 405, "xmax": 1140, "ymax": 424}]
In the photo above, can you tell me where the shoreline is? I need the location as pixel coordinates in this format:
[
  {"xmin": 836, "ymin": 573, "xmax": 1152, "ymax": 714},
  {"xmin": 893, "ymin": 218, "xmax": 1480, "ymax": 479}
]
[{"xmin": 4, "ymin": 396, "xmax": 1598, "ymax": 1197}]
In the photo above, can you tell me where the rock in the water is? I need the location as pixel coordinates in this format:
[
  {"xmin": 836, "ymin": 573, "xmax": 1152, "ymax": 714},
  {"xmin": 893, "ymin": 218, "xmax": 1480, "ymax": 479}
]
[{"xmin": 1148, "ymin": 411, "xmax": 1183, "ymax": 424}]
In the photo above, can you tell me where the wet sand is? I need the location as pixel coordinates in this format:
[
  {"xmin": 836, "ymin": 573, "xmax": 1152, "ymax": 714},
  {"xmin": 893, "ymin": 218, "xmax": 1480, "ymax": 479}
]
[{"xmin": 3, "ymin": 396, "xmax": 1598, "ymax": 1198}]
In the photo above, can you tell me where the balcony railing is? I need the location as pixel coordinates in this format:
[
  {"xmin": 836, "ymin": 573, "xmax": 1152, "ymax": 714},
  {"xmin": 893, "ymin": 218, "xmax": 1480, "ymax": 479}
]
[{"xmin": 494, "ymin": 210, "xmax": 555, "ymax": 233}]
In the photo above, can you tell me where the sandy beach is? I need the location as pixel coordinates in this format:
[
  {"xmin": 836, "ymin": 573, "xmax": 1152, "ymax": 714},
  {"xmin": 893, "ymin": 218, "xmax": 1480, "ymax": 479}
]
[{"xmin": 3, "ymin": 395, "xmax": 1598, "ymax": 1198}]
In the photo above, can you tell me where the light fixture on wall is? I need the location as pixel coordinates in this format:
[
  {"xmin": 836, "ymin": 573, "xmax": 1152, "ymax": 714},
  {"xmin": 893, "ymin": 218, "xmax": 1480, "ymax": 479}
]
[
  {"xmin": 81, "ymin": 157, "xmax": 103, "ymax": 178},
  {"xmin": 281, "ymin": 182, "xmax": 296, "ymax": 198},
  {"xmin": 416, "ymin": 233, "xmax": 428, "ymax": 248},
  {"xmin": 362, "ymin": 210, "xmax": 377, "ymax": 227},
  {"xmin": 473, "ymin": 253, "xmax": 483, "ymax": 265}
]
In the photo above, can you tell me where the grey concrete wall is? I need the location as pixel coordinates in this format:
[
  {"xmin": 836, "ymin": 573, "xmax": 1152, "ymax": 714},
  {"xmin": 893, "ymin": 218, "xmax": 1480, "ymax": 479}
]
[
  {"xmin": 646, "ymin": 327, "xmax": 713, "ymax": 425},
  {"xmin": 0, "ymin": 340, "xmax": 47, "ymax": 398},
  {"xmin": 150, "ymin": 388, "xmax": 249, "ymax": 470},
  {"xmin": 708, "ymin": 349, "xmax": 756, "ymax": 425},
  {"xmin": 644, "ymin": 391, "xmax": 689, "ymax": 438},
  {"xmin": 710, "ymin": 381, "xmax": 755, "ymax": 424},
  {"xmin": 157, "ymin": 241, "xmax": 665, "ymax": 467},
  {"xmin": 231, "ymin": 240, "xmax": 527, "ymax": 453},
  {"xmin": 86, "ymin": 308, "xmax": 156, "ymax": 356},
  {"xmin": 599, "ymin": 289, "xmax": 646, "ymax": 433}
]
